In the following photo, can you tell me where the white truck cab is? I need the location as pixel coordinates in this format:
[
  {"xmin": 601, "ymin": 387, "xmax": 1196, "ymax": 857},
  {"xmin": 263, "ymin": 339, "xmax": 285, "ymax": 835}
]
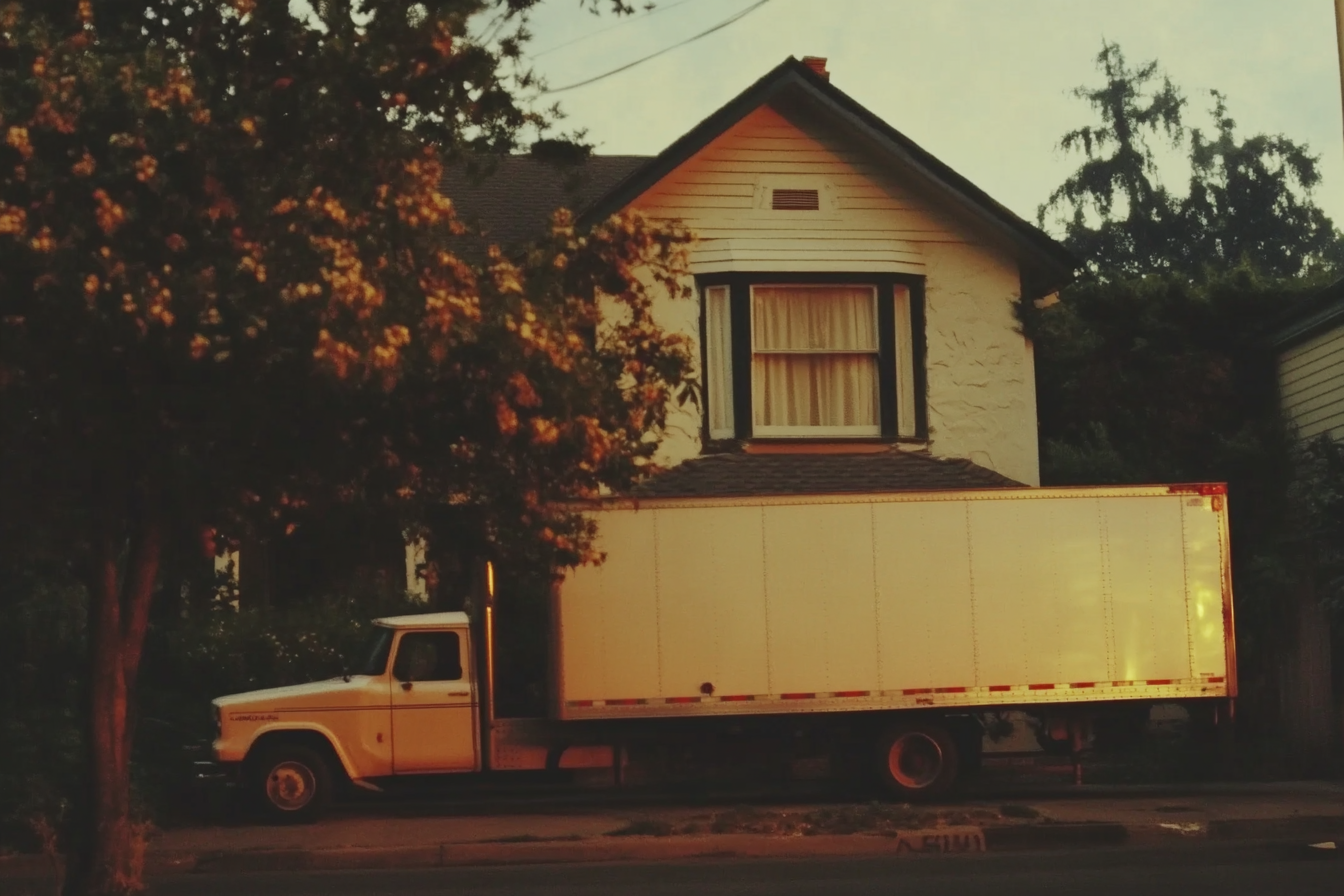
[{"xmin": 213, "ymin": 612, "xmax": 480, "ymax": 819}]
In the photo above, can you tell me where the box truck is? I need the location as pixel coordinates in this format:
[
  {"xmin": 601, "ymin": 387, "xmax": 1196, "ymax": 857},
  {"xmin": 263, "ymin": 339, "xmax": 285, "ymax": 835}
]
[{"xmin": 211, "ymin": 484, "xmax": 1236, "ymax": 820}]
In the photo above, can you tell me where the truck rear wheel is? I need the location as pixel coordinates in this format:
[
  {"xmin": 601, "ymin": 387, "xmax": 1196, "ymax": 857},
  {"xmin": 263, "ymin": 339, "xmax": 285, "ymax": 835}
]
[
  {"xmin": 253, "ymin": 744, "xmax": 332, "ymax": 823},
  {"xmin": 876, "ymin": 721, "xmax": 959, "ymax": 799}
]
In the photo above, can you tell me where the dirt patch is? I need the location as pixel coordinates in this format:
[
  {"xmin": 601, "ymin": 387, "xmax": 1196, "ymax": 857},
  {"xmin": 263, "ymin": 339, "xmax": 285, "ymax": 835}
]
[
  {"xmin": 605, "ymin": 819, "xmax": 677, "ymax": 838},
  {"xmin": 608, "ymin": 803, "xmax": 1025, "ymax": 839}
]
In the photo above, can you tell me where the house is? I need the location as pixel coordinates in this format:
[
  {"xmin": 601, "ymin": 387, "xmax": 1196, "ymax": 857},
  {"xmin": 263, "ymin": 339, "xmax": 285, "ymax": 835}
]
[
  {"xmin": 446, "ymin": 56, "xmax": 1076, "ymax": 495},
  {"xmin": 1272, "ymin": 276, "xmax": 1344, "ymax": 443},
  {"xmin": 225, "ymin": 56, "xmax": 1077, "ymax": 605}
]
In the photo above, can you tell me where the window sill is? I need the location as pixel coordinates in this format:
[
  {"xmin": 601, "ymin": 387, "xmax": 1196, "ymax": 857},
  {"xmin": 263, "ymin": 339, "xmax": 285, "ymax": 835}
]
[{"xmin": 744, "ymin": 440, "xmax": 908, "ymax": 455}]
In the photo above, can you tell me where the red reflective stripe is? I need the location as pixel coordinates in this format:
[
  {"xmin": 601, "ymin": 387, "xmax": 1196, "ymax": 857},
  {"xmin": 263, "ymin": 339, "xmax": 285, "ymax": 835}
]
[
  {"xmin": 1146, "ymin": 679, "xmax": 1174, "ymax": 685},
  {"xmin": 781, "ymin": 692, "xmax": 815, "ymax": 700},
  {"xmin": 902, "ymin": 688, "xmax": 932, "ymax": 695},
  {"xmin": 833, "ymin": 690, "xmax": 870, "ymax": 698},
  {"xmin": 1028, "ymin": 683, "xmax": 1055, "ymax": 690},
  {"xmin": 571, "ymin": 700, "xmax": 594, "ymax": 707},
  {"xmin": 666, "ymin": 696, "xmax": 700, "ymax": 704},
  {"xmin": 988, "ymin": 685, "xmax": 1012, "ymax": 692},
  {"xmin": 719, "ymin": 695, "xmax": 754, "ymax": 702},
  {"xmin": 1168, "ymin": 483, "xmax": 1226, "ymax": 496},
  {"xmin": 606, "ymin": 698, "xmax": 643, "ymax": 706},
  {"xmin": 1207, "ymin": 676, "xmax": 1225, "ymax": 683},
  {"xmin": 934, "ymin": 687, "xmax": 967, "ymax": 693},
  {"xmin": 1070, "ymin": 682, "xmax": 1096, "ymax": 688}
]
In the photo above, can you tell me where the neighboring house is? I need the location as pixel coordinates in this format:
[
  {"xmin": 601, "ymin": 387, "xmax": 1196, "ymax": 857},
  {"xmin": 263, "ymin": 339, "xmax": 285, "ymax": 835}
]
[
  {"xmin": 1272, "ymin": 276, "xmax": 1344, "ymax": 443},
  {"xmin": 448, "ymin": 56, "xmax": 1076, "ymax": 494}
]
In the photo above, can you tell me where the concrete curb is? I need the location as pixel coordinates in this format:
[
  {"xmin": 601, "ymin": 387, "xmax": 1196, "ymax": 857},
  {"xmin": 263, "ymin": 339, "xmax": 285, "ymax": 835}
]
[{"xmin": 2, "ymin": 817, "xmax": 1341, "ymax": 878}]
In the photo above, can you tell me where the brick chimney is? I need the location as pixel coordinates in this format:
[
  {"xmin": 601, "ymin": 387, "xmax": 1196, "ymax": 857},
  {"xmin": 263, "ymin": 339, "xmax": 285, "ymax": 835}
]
[{"xmin": 801, "ymin": 56, "xmax": 830, "ymax": 81}]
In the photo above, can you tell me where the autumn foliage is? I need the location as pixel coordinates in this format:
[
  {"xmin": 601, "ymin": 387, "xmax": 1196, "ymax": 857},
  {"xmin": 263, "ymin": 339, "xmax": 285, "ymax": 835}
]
[{"xmin": 0, "ymin": 2, "xmax": 693, "ymax": 892}]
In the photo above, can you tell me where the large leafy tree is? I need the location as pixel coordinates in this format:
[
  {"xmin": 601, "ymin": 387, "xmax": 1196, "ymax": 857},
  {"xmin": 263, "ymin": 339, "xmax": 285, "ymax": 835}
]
[
  {"xmin": 1039, "ymin": 41, "xmax": 1344, "ymax": 279},
  {"xmin": 0, "ymin": 2, "xmax": 694, "ymax": 893},
  {"xmin": 1032, "ymin": 41, "xmax": 1344, "ymax": 774}
]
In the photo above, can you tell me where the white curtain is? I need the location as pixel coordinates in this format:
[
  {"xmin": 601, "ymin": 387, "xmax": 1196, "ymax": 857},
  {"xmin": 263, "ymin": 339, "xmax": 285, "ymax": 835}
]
[
  {"xmin": 705, "ymin": 286, "xmax": 734, "ymax": 439},
  {"xmin": 751, "ymin": 285, "xmax": 880, "ymax": 433}
]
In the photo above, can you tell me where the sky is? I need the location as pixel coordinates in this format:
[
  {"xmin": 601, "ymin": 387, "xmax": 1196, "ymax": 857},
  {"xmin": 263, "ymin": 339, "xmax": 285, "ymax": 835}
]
[{"xmin": 506, "ymin": 0, "xmax": 1344, "ymax": 235}]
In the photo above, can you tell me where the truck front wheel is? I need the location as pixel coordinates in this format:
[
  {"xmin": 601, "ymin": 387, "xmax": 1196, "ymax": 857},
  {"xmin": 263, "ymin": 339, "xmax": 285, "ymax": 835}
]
[
  {"xmin": 253, "ymin": 744, "xmax": 333, "ymax": 823},
  {"xmin": 876, "ymin": 722, "xmax": 959, "ymax": 799}
]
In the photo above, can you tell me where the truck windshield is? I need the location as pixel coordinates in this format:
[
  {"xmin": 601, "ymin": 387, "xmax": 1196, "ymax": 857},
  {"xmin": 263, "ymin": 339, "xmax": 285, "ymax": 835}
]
[{"xmin": 357, "ymin": 627, "xmax": 394, "ymax": 676}]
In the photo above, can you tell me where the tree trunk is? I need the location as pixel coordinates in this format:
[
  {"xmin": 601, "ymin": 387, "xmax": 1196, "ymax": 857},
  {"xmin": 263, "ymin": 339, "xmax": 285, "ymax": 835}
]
[{"xmin": 66, "ymin": 509, "xmax": 162, "ymax": 896}]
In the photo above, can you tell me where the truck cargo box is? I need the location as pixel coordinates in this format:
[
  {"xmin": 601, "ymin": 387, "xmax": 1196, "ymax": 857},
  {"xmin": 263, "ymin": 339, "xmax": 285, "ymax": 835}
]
[{"xmin": 553, "ymin": 485, "xmax": 1235, "ymax": 720}]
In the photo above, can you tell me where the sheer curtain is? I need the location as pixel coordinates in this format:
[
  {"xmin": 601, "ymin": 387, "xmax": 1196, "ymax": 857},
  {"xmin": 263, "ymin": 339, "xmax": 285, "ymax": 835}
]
[
  {"xmin": 751, "ymin": 285, "xmax": 880, "ymax": 434},
  {"xmin": 705, "ymin": 286, "xmax": 735, "ymax": 439}
]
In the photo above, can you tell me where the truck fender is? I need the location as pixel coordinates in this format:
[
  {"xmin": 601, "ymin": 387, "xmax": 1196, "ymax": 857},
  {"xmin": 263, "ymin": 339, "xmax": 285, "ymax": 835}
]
[{"xmin": 242, "ymin": 722, "xmax": 361, "ymax": 783}]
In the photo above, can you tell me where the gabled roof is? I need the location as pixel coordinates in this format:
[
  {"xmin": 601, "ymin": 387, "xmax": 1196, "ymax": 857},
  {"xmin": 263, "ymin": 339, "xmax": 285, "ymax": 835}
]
[
  {"xmin": 632, "ymin": 450, "xmax": 1024, "ymax": 499},
  {"xmin": 578, "ymin": 56, "xmax": 1077, "ymax": 299},
  {"xmin": 1271, "ymin": 276, "xmax": 1344, "ymax": 350}
]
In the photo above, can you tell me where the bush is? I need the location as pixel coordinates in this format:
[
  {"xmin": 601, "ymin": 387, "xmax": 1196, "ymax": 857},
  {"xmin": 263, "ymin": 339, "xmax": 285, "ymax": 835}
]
[{"xmin": 0, "ymin": 571, "xmax": 87, "ymax": 852}]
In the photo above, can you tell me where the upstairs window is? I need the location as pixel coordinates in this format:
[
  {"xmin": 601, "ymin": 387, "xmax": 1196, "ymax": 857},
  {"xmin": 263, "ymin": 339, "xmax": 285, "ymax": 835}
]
[
  {"xmin": 702, "ymin": 277, "xmax": 923, "ymax": 442},
  {"xmin": 751, "ymin": 285, "xmax": 880, "ymax": 437}
]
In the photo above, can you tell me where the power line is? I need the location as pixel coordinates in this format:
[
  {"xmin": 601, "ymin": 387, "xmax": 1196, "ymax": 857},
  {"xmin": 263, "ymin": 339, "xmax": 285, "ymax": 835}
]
[
  {"xmin": 531, "ymin": 0, "xmax": 704, "ymax": 60},
  {"xmin": 542, "ymin": 0, "xmax": 773, "ymax": 95}
]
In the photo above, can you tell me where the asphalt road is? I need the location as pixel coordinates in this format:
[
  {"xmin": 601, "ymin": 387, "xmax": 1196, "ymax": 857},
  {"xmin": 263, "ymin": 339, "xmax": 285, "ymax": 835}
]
[{"xmin": 140, "ymin": 843, "xmax": 1340, "ymax": 896}]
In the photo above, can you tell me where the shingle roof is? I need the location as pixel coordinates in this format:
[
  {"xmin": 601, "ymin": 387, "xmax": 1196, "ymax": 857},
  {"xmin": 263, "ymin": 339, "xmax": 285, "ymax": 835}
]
[
  {"xmin": 1271, "ymin": 276, "xmax": 1344, "ymax": 350},
  {"xmin": 440, "ymin": 155, "xmax": 649, "ymax": 252},
  {"xmin": 631, "ymin": 450, "xmax": 1025, "ymax": 498}
]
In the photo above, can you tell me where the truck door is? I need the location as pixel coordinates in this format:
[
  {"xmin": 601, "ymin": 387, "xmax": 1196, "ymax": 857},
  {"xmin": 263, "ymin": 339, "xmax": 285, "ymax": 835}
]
[{"xmin": 389, "ymin": 629, "xmax": 479, "ymax": 773}]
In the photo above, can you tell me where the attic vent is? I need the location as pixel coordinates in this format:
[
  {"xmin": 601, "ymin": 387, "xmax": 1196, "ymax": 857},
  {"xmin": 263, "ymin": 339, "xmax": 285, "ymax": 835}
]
[{"xmin": 771, "ymin": 188, "xmax": 820, "ymax": 211}]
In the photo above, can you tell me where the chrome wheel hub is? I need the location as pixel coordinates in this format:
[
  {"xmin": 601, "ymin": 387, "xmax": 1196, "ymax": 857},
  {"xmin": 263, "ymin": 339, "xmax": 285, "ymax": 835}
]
[
  {"xmin": 266, "ymin": 761, "xmax": 316, "ymax": 811},
  {"xmin": 888, "ymin": 732, "xmax": 944, "ymax": 789}
]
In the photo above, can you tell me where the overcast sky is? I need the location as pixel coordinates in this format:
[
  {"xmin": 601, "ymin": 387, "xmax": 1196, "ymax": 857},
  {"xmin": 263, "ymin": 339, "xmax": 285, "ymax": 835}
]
[{"xmin": 512, "ymin": 0, "xmax": 1344, "ymax": 235}]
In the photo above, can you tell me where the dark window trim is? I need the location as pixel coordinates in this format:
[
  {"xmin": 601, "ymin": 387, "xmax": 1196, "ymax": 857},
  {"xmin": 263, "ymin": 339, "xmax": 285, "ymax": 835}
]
[{"xmin": 696, "ymin": 271, "xmax": 927, "ymax": 444}]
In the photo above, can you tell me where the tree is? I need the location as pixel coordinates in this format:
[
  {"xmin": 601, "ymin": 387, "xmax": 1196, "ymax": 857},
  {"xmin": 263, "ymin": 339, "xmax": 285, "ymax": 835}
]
[
  {"xmin": 0, "ymin": 2, "xmax": 693, "ymax": 893},
  {"xmin": 1039, "ymin": 41, "xmax": 1344, "ymax": 280},
  {"xmin": 1033, "ymin": 40, "xmax": 1344, "ymax": 776}
]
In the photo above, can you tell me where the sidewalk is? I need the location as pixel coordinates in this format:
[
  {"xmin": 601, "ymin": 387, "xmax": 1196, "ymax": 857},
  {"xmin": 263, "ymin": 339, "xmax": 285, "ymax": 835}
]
[{"xmin": 3, "ymin": 782, "xmax": 1341, "ymax": 878}]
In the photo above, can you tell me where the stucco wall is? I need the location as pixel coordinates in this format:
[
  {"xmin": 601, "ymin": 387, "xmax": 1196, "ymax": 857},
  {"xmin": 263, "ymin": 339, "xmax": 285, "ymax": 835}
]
[
  {"xmin": 922, "ymin": 241, "xmax": 1040, "ymax": 486},
  {"xmin": 644, "ymin": 273, "xmax": 704, "ymax": 468}
]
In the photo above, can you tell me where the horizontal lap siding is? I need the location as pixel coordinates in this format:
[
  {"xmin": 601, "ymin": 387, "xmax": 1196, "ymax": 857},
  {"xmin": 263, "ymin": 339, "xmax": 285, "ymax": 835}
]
[
  {"xmin": 631, "ymin": 105, "xmax": 971, "ymax": 272},
  {"xmin": 1280, "ymin": 324, "xmax": 1344, "ymax": 441}
]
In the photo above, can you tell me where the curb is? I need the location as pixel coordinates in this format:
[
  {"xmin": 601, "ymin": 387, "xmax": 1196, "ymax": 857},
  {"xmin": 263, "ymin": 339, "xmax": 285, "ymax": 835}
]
[{"xmin": 2, "ymin": 818, "xmax": 1341, "ymax": 878}]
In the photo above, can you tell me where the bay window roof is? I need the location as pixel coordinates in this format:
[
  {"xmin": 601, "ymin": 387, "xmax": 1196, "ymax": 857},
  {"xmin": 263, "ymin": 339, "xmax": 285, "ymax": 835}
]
[{"xmin": 632, "ymin": 451, "xmax": 1024, "ymax": 499}]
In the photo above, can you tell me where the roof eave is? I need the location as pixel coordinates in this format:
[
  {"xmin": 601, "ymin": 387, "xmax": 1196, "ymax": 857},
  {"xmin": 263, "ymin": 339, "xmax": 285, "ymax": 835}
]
[{"xmin": 579, "ymin": 57, "xmax": 1077, "ymax": 299}]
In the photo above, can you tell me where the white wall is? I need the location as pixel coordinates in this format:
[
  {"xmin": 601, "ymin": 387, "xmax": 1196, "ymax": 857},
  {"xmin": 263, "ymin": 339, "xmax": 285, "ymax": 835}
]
[{"xmin": 923, "ymin": 241, "xmax": 1040, "ymax": 486}]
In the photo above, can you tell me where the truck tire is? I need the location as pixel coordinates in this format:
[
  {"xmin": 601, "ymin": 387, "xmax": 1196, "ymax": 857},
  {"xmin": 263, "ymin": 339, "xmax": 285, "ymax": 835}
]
[
  {"xmin": 252, "ymin": 744, "xmax": 333, "ymax": 823},
  {"xmin": 876, "ymin": 721, "xmax": 959, "ymax": 799}
]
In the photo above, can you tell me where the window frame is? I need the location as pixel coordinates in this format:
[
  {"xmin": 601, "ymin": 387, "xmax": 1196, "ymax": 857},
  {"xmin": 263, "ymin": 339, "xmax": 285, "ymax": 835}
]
[
  {"xmin": 749, "ymin": 282, "xmax": 883, "ymax": 438},
  {"xmin": 698, "ymin": 272, "xmax": 926, "ymax": 444}
]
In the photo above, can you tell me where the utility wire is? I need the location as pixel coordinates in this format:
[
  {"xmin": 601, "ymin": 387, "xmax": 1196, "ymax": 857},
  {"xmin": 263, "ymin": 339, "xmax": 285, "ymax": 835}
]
[
  {"xmin": 542, "ymin": 0, "xmax": 773, "ymax": 94},
  {"xmin": 531, "ymin": 0, "xmax": 704, "ymax": 60}
]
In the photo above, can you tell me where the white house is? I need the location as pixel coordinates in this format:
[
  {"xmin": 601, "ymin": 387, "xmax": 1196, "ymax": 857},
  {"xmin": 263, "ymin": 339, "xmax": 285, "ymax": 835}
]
[{"xmin": 447, "ymin": 56, "xmax": 1076, "ymax": 497}]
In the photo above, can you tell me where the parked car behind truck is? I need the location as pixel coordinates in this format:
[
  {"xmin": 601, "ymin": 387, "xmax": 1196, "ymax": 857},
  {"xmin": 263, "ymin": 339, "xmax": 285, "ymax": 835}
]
[{"xmin": 212, "ymin": 483, "xmax": 1237, "ymax": 820}]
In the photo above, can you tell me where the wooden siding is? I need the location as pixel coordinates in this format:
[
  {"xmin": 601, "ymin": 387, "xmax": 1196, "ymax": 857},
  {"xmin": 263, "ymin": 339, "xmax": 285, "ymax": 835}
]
[
  {"xmin": 1279, "ymin": 322, "xmax": 1344, "ymax": 441},
  {"xmin": 631, "ymin": 105, "xmax": 979, "ymax": 274}
]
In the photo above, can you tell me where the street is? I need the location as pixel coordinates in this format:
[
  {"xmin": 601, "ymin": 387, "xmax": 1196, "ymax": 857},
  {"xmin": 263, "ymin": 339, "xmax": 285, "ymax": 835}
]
[{"xmin": 140, "ymin": 844, "xmax": 1340, "ymax": 896}]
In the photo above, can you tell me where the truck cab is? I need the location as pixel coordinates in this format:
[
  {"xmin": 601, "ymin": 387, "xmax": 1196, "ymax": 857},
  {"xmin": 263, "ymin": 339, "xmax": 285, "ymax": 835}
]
[{"xmin": 213, "ymin": 612, "xmax": 479, "ymax": 820}]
